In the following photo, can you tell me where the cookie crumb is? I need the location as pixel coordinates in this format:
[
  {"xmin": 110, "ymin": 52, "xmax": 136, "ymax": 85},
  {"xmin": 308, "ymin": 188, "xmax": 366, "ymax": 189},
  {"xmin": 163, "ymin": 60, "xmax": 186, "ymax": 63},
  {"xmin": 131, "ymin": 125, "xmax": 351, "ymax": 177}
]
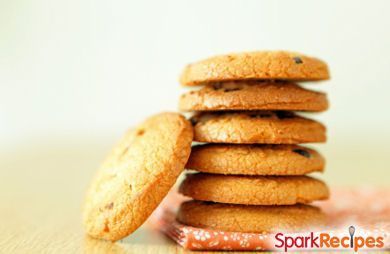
[
  {"xmin": 136, "ymin": 129, "xmax": 145, "ymax": 136},
  {"xmin": 293, "ymin": 149, "xmax": 311, "ymax": 158},
  {"xmin": 223, "ymin": 88, "xmax": 241, "ymax": 92},
  {"xmin": 104, "ymin": 202, "xmax": 114, "ymax": 210},
  {"xmin": 275, "ymin": 111, "xmax": 295, "ymax": 119},
  {"xmin": 293, "ymin": 56, "xmax": 303, "ymax": 64},
  {"xmin": 248, "ymin": 112, "xmax": 272, "ymax": 118},
  {"xmin": 190, "ymin": 118, "xmax": 198, "ymax": 126},
  {"xmin": 212, "ymin": 83, "xmax": 223, "ymax": 90},
  {"xmin": 104, "ymin": 223, "xmax": 110, "ymax": 232}
]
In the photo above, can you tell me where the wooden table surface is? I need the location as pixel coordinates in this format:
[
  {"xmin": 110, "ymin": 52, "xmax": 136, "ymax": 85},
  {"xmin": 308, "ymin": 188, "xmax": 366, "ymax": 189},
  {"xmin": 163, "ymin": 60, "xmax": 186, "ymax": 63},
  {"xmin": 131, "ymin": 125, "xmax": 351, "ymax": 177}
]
[
  {"xmin": 0, "ymin": 136, "xmax": 388, "ymax": 253},
  {"xmin": 0, "ymin": 138, "xmax": 194, "ymax": 254}
]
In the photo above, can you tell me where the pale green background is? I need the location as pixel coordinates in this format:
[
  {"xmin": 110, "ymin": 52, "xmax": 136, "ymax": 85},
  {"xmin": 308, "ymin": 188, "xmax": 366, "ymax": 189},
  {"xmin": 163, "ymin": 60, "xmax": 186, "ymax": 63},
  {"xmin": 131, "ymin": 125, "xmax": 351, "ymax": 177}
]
[{"xmin": 1, "ymin": 0, "xmax": 389, "ymax": 191}]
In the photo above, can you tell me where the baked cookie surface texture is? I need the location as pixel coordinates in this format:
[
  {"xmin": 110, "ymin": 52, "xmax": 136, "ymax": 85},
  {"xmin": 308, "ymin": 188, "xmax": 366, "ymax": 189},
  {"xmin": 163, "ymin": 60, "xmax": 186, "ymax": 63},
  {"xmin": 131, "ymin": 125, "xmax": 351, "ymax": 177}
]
[
  {"xmin": 186, "ymin": 144, "xmax": 324, "ymax": 175},
  {"xmin": 83, "ymin": 112, "xmax": 193, "ymax": 241},
  {"xmin": 180, "ymin": 51, "xmax": 330, "ymax": 86},
  {"xmin": 179, "ymin": 173, "xmax": 329, "ymax": 205},
  {"xmin": 179, "ymin": 81, "xmax": 328, "ymax": 112},
  {"xmin": 177, "ymin": 201, "xmax": 326, "ymax": 233},
  {"xmin": 190, "ymin": 111, "xmax": 326, "ymax": 144}
]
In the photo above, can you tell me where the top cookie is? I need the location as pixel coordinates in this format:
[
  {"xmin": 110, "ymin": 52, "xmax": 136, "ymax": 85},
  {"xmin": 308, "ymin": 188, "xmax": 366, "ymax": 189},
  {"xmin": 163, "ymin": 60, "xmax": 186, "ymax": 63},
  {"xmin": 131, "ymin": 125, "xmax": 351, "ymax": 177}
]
[
  {"xmin": 180, "ymin": 51, "xmax": 330, "ymax": 86},
  {"xmin": 83, "ymin": 112, "xmax": 193, "ymax": 241}
]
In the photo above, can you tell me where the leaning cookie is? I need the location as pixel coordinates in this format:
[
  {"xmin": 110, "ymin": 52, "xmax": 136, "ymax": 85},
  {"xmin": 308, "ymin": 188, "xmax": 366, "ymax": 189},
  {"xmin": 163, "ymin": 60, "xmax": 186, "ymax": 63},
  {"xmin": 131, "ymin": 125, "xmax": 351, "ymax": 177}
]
[
  {"xmin": 177, "ymin": 201, "xmax": 326, "ymax": 233},
  {"xmin": 83, "ymin": 112, "xmax": 193, "ymax": 241},
  {"xmin": 179, "ymin": 173, "xmax": 329, "ymax": 205},
  {"xmin": 179, "ymin": 81, "xmax": 328, "ymax": 112},
  {"xmin": 180, "ymin": 51, "xmax": 330, "ymax": 86},
  {"xmin": 191, "ymin": 111, "xmax": 326, "ymax": 144},
  {"xmin": 186, "ymin": 144, "xmax": 324, "ymax": 175}
]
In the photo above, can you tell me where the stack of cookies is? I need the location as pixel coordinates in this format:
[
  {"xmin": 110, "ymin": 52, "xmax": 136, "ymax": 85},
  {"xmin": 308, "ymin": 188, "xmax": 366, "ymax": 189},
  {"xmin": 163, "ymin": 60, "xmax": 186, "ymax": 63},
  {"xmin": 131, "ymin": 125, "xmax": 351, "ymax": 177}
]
[{"xmin": 176, "ymin": 51, "xmax": 330, "ymax": 233}]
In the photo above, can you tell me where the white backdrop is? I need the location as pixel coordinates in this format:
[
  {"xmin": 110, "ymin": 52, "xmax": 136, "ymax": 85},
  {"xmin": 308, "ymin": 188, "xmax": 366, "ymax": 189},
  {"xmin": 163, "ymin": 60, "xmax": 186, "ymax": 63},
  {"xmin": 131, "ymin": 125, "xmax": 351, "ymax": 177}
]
[{"xmin": 1, "ymin": 0, "xmax": 390, "ymax": 146}]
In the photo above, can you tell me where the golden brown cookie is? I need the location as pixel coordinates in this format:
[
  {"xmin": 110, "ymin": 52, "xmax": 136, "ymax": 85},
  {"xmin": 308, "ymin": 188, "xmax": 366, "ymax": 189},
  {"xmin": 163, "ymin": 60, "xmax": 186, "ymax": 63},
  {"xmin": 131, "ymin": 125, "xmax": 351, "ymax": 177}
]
[
  {"xmin": 179, "ymin": 81, "xmax": 328, "ymax": 112},
  {"xmin": 177, "ymin": 201, "xmax": 326, "ymax": 233},
  {"xmin": 83, "ymin": 112, "xmax": 193, "ymax": 241},
  {"xmin": 191, "ymin": 111, "xmax": 326, "ymax": 144},
  {"xmin": 179, "ymin": 173, "xmax": 329, "ymax": 205},
  {"xmin": 186, "ymin": 144, "xmax": 324, "ymax": 175},
  {"xmin": 180, "ymin": 51, "xmax": 330, "ymax": 86}
]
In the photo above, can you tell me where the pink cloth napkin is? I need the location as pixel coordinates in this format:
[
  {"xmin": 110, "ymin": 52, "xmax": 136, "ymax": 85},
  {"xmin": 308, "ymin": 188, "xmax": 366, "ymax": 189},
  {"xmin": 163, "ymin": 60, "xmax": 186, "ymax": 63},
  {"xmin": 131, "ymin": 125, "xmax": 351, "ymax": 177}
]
[{"xmin": 149, "ymin": 188, "xmax": 390, "ymax": 251}]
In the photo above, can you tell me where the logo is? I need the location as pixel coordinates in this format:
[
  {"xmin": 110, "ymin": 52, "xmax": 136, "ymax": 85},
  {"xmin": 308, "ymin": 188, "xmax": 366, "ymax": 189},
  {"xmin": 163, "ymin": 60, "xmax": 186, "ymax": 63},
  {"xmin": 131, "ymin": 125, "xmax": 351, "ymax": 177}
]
[{"xmin": 274, "ymin": 226, "xmax": 385, "ymax": 252}]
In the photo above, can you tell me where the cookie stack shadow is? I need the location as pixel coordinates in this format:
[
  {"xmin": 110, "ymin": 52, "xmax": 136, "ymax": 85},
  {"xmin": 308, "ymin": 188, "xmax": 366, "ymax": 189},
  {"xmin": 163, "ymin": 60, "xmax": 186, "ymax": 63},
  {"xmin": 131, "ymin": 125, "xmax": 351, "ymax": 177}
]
[{"xmin": 176, "ymin": 51, "xmax": 330, "ymax": 233}]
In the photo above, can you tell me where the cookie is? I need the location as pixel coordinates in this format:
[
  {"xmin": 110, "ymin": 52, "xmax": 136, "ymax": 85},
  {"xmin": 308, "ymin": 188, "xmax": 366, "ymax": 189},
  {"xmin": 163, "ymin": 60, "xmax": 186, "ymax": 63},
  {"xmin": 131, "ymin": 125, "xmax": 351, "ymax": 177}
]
[
  {"xmin": 186, "ymin": 144, "xmax": 324, "ymax": 175},
  {"xmin": 177, "ymin": 201, "xmax": 326, "ymax": 233},
  {"xmin": 83, "ymin": 112, "xmax": 193, "ymax": 241},
  {"xmin": 179, "ymin": 173, "xmax": 329, "ymax": 205},
  {"xmin": 179, "ymin": 81, "xmax": 328, "ymax": 112},
  {"xmin": 180, "ymin": 51, "xmax": 330, "ymax": 86},
  {"xmin": 190, "ymin": 111, "xmax": 326, "ymax": 144}
]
